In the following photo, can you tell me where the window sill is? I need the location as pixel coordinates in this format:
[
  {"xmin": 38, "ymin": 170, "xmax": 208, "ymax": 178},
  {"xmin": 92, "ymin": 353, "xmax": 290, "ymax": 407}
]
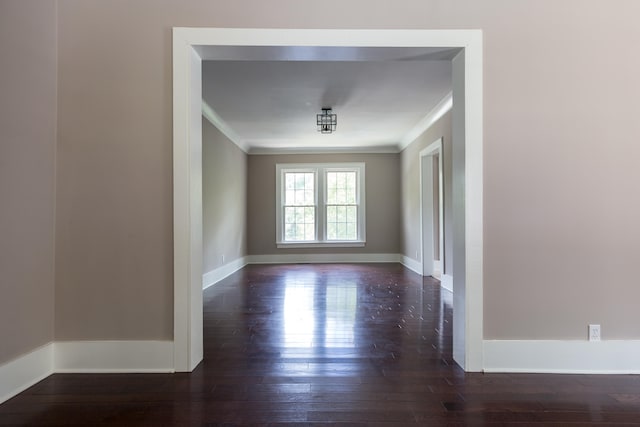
[{"xmin": 276, "ymin": 241, "xmax": 366, "ymax": 249}]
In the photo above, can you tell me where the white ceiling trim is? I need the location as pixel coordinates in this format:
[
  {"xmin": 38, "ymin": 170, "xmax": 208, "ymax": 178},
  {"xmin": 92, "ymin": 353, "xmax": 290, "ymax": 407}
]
[
  {"xmin": 398, "ymin": 92, "xmax": 452, "ymax": 152},
  {"xmin": 203, "ymin": 92, "xmax": 452, "ymax": 155},
  {"xmin": 248, "ymin": 145, "xmax": 400, "ymax": 155},
  {"xmin": 203, "ymin": 90, "xmax": 452, "ymax": 155},
  {"xmin": 201, "ymin": 101, "xmax": 248, "ymax": 153}
]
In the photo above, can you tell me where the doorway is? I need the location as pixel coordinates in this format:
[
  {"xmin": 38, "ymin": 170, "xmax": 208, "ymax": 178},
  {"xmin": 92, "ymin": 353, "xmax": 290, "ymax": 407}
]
[
  {"xmin": 421, "ymin": 138, "xmax": 444, "ymax": 280},
  {"xmin": 172, "ymin": 28, "xmax": 483, "ymax": 372}
]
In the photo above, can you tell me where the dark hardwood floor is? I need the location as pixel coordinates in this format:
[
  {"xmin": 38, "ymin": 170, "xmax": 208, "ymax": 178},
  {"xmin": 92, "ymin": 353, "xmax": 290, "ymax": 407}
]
[{"xmin": 2, "ymin": 263, "xmax": 640, "ymax": 426}]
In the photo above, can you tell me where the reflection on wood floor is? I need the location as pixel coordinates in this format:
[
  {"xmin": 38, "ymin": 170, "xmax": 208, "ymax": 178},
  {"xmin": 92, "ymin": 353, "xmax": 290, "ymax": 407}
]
[{"xmin": 2, "ymin": 263, "xmax": 640, "ymax": 425}]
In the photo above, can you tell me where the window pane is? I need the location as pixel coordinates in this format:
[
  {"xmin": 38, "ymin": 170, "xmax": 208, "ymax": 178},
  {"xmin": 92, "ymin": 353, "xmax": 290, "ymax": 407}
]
[
  {"xmin": 304, "ymin": 207, "xmax": 314, "ymax": 224},
  {"xmin": 327, "ymin": 172, "xmax": 336, "ymax": 188},
  {"xmin": 327, "ymin": 205, "xmax": 336, "ymax": 221},
  {"xmin": 327, "ymin": 222, "xmax": 337, "ymax": 239},
  {"xmin": 285, "ymin": 190, "xmax": 295, "ymax": 205},
  {"xmin": 304, "ymin": 190, "xmax": 314, "ymax": 205},
  {"xmin": 340, "ymin": 173, "xmax": 347, "ymax": 200},
  {"xmin": 285, "ymin": 172, "xmax": 315, "ymax": 206},
  {"xmin": 337, "ymin": 223, "xmax": 346, "ymax": 239},
  {"xmin": 327, "ymin": 171, "xmax": 356, "ymax": 205},
  {"xmin": 326, "ymin": 202, "xmax": 357, "ymax": 241},
  {"xmin": 346, "ymin": 174, "xmax": 356, "ymax": 203},
  {"xmin": 326, "ymin": 172, "xmax": 336, "ymax": 204},
  {"xmin": 286, "ymin": 174, "xmax": 295, "ymax": 190},
  {"xmin": 305, "ymin": 173, "xmax": 314, "ymax": 190},
  {"xmin": 304, "ymin": 223, "xmax": 315, "ymax": 240},
  {"xmin": 347, "ymin": 206, "xmax": 357, "ymax": 222},
  {"xmin": 285, "ymin": 223, "xmax": 295, "ymax": 240},
  {"xmin": 285, "ymin": 207, "xmax": 295, "ymax": 224},
  {"xmin": 346, "ymin": 223, "xmax": 355, "ymax": 239},
  {"xmin": 284, "ymin": 205, "xmax": 315, "ymax": 241}
]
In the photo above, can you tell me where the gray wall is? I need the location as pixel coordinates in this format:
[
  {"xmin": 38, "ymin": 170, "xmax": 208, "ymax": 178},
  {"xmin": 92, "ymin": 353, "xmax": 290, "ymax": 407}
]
[
  {"xmin": 40, "ymin": 0, "xmax": 640, "ymax": 343},
  {"xmin": 400, "ymin": 111, "xmax": 452, "ymax": 274},
  {"xmin": 248, "ymin": 153, "xmax": 401, "ymax": 256},
  {"xmin": 202, "ymin": 118, "xmax": 247, "ymax": 273},
  {"xmin": 0, "ymin": 0, "xmax": 57, "ymax": 363}
]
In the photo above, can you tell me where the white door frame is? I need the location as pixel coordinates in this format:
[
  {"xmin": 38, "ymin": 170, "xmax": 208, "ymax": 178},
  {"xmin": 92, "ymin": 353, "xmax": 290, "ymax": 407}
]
[
  {"xmin": 420, "ymin": 138, "xmax": 444, "ymax": 278},
  {"xmin": 172, "ymin": 28, "xmax": 483, "ymax": 372}
]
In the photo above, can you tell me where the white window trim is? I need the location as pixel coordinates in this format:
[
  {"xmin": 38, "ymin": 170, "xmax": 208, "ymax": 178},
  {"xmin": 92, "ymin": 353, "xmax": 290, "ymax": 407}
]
[{"xmin": 276, "ymin": 163, "xmax": 366, "ymax": 248}]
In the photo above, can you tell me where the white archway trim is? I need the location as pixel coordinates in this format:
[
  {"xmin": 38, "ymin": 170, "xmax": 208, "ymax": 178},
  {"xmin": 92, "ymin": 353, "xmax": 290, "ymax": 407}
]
[{"xmin": 172, "ymin": 28, "xmax": 483, "ymax": 372}]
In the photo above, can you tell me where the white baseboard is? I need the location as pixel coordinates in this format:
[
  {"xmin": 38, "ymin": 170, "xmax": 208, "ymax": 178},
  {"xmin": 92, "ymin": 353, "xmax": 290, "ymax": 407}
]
[
  {"xmin": 0, "ymin": 343, "xmax": 54, "ymax": 404},
  {"xmin": 441, "ymin": 273, "xmax": 453, "ymax": 292},
  {"xmin": 203, "ymin": 256, "xmax": 248, "ymax": 290},
  {"xmin": 1, "ymin": 340, "xmax": 174, "ymax": 403},
  {"xmin": 401, "ymin": 255, "xmax": 422, "ymax": 275},
  {"xmin": 248, "ymin": 253, "xmax": 402, "ymax": 264},
  {"xmin": 248, "ymin": 254, "xmax": 441, "ymax": 283},
  {"xmin": 55, "ymin": 340, "xmax": 174, "ymax": 373},
  {"xmin": 433, "ymin": 259, "xmax": 442, "ymax": 274},
  {"xmin": 484, "ymin": 340, "xmax": 640, "ymax": 374}
]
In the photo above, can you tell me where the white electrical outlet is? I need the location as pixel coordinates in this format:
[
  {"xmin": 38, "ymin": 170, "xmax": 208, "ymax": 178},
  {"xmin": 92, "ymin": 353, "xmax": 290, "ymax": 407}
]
[
  {"xmin": 588, "ymin": 324, "xmax": 601, "ymax": 342},
  {"xmin": 221, "ymin": 254, "xmax": 225, "ymax": 264}
]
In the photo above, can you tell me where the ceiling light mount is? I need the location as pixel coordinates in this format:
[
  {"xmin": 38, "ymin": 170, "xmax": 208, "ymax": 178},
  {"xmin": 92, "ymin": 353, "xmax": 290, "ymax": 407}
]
[{"xmin": 317, "ymin": 107, "xmax": 337, "ymax": 134}]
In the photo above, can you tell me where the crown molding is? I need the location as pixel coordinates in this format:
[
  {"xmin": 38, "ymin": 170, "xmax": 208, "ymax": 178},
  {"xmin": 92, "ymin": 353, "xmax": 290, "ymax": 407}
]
[
  {"xmin": 398, "ymin": 92, "xmax": 452, "ymax": 152},
  {"xmin": 203, "ymin": 92, "xmax": 452, "ymax": 156},
  {"xmin": 248, "ymin": 145, "xmax": 399, "ymax": 155},
  {"xmin": 201, "ymin": 101, "xmax": 249, "ymax": 153}
]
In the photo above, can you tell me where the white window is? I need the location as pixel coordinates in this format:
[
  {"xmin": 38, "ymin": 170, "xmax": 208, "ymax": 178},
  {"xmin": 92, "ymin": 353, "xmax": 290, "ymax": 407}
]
[
  {"xmin": 283, "ymin": 170, "xmax": 316, "ymax": 242},
  {"xmin": 276, "ymin": 163, "xmax": 365, "ymax": 248}
]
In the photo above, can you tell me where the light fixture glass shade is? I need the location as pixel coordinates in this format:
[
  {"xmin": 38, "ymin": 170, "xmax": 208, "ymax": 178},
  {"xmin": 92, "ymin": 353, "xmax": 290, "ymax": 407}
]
[{"xmin": 317, "ymin": 108, "xmax": 337, "ymax": 133}]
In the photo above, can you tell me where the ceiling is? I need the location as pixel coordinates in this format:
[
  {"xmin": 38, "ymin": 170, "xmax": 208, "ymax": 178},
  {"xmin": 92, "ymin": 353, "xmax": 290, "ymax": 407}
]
[{"xmin": 200, "ymin": 46, "xmax": 457, "ymax": 153}]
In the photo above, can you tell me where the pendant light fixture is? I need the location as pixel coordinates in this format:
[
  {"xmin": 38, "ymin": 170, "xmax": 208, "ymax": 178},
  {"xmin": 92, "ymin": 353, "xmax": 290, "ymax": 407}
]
[{"xmin": 316, "ymin": 107, "xmax": 337, "ymax": 134}]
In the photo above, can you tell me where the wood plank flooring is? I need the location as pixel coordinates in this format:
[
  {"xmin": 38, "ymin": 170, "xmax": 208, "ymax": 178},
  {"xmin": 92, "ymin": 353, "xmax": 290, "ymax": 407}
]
[{"xmin": 2, "ymin": 263, "xmax": 640, "ymax": 425}]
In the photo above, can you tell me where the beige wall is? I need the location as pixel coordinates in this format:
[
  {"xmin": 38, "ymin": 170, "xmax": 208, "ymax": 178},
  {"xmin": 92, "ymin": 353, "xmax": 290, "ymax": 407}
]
[
  {"xmin": 202, "ymin": 118, "xmax": 247, "ymax": 273},
  {"xmin": 400, "ymin": 111, "xmax": 452, "ymax": 274},
  {"xmin": 54, "ymin": 1, "xmax": 175, "ymax": 340},
  {"xmin": 0, "ymin": 0, "xmax": 57, "ymax": 363},
  {"xmin": 247, "ymin": 153, "xmax": 401, "ymax": 255},
  {"xmin": 50, "ymin": 0, "xmax": 640, "ymax": 342}
]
